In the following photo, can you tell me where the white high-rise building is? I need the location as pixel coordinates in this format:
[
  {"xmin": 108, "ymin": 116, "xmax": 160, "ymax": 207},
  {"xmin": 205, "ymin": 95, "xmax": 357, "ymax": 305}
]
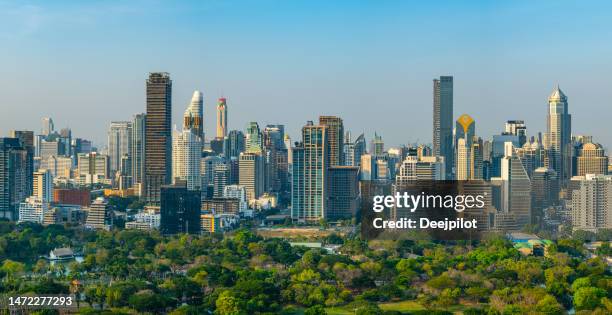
[
  {"xmin": 108, "ymin": 121, "xmax": 132, "ymax": 175},
  {"xmin": 33, "ymin": 169, "xmax": 53, "ymax": 203},
  {"xmin": 571, "ymin": 174, "xmax": 612, "ymax": 232},
  {"xmin": 172, "ymin": 129, "xmax": 202, "ymax": 191},
  {"xmin": 184, "ymin": 91, "xmax": 204, "ymax": 140}
]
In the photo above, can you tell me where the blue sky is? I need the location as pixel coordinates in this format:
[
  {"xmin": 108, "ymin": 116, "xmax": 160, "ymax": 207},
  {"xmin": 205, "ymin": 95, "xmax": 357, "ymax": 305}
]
[{"xmin": 1, "ymin": 0, "xmax": 611, "ymax": 151}]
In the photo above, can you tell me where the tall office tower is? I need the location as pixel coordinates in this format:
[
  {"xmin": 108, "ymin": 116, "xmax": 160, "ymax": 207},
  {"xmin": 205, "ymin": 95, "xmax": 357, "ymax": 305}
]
[
  {"xmin": 160, "ymin": 184, "xmax": 201, "ymax": 235},
  {"xmin": 455, "ymin": 114, "xmax": 476, "ymax": 180},
  {"xmin": 319, "ymin": 116, "xmax": 344, "ymax": 166},
  {"xmin": 224, "ymin": 130, "xmax": 246, "ymax": 160},
  {"xmin": 58, "ymin": 128, "xmax": 72, "ymax": 157},
  {"xmin": 531, "ymin": 167, "xmax": 559, "ymax": 222},
  {"xmin": 264, "ymin": 125, "xmax": 287, "ymax": 193},
  {"xmin": 172, "ymin": 129, "xmax": 202, "ymax": 191},
  {"xmin": 184, "ymin": 90, "xmax": 204, "ymax": 140},
  {"xmin": 433, "ymin": 76, "xmax": 454, "ymax": 180},
  {"xmin": 471, "ymin": 137, "xmax": 484, "ymax": 180},
  {"xmin": 131, "ymin": 114, "xmax": 146, "ymax": 189},
  {"xmin": 9, "ymin": 131, "xmax": 34, "ymax": 196},
  {"xmin": 371, "ymin": 133, "xmax": 384, "ymax": 156},
  {"xmin": 516, "ymin": 139, "xmax": 546, "ymax": 179},
  {"xmin": 108, "ymin": 121, "xmax": 132, "ymax": 175},
  {"xmin": 291, "ymin": 143, "xmax": 305, "ymax": 219},
  {"xmin": 291, "ymin": 122, "xmax": 328, "ymax": 222},
  {"xmin": 0, "ymin": 138, "xmax": 28, "ymax": 220},
  {"xmin": 571, "ymin": 174, "xmax": 612, "ymax": 232},
  {"xmin": 41, "ymin": 156, "xmax": 72, "ymax": 178},
  {"xmin": 85, "ymin": 197, "xmax": 109, "ymax": 229},
  {"xmin": 343, "ymin": 132, "xmax": 354, "ymax": 166},
  {"xmin": 343, "ymin": 132, "xmax": 366, "ymax": 167},
  {"xmin": 490, "ymin": 133, "xmax": 520, "ymax": 178},
  {"xmin": 577, "ymin": 143, "xmax": 608, "ymax": 176},
  {"xmin": 210, "ymin": 138, "xmax": 224, "ymax": 155},
  {"xmin": 238, "ymin": 152, "xmax": 264, "ymax": 200},
  {"xmin": 77, "ymin": 152, "xmax": 109, "ymax": 184},
  {"xmin": 213, "ymin": 163, "xmax": 229, "ymax": 197},
  {"xmin": 144, "ymin": 72, "xmax": 172, "ymax": 205},
  {"xmin": 201, "ymin": 156, "xmax": 225, "ymax": 196},
  {"xmin": 359, "ymin": 154, "xmax": 376, "ymax": 180},
  {"xmin": 33, "ymin": 169, "xmax": 53, "ymax": 203},
  {"xmin": 39, "ymin": 139, "xmax": 61, "ymax": 160},
  {"xmin": 72, "ymin": 138, "xmax": 92, "ymax": 155},
  {"xmin": 545, "ymin": 86, "xmax": 572, "ymax": 185},
  {"xmin": 505, "ymin": 120, "xmax": 527, "ymax": 147},
  {"xmin": 216, "ymin": 97, "xmax": 228, "ymax": 139},
  {"xmin": 482, "ymin": 140, "xmax": 492, "ymax": 162},
  {"xmin": 395, "ymin": 155, "xmax": 445, "ymax": 185},
  {"xmin": 500, "ymin": 142, "xmax": 532, "ymax": 229},
  {"xmin": 41, "ymin": 117, "xmax": 54, "ymax": 136},
  {"xmin": 245, "ymin": 122, "xmax": 263, "ymax": 153},
  {"xmin": 327, "ymin": 166, "xmax": 359, "ymax": 219},
  {"xmin": 456, "ymin": 138, "xmax": 470, "ymax": 181}
]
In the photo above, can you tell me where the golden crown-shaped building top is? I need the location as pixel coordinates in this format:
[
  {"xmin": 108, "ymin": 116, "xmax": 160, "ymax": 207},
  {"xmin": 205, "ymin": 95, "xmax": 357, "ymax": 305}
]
[{"xmin": 457, "ymin": 114, "xmax": 475, "ymax": 133}]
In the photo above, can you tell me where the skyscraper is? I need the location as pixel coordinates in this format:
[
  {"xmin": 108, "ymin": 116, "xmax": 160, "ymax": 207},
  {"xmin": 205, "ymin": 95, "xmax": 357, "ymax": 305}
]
[
  {"xmin": 238, "ymin": 152, "xmax": 265, "ymax": 200},
  {"xmin": 144, "ymin": 72, "xmax": 172, "ymax": 205},
  {"xmin": 319, "ymin": 116, "xmax": 344, "ymax": 167},
  {"xmin": 41, "ymin": 117, "xmax": 54, "ymax": 136},
  {"xmin": 577, "ymin": 142, "xmax": 608, "ymax": 176},
  {"xmin": 216, "ymin": 97, "xmax": 228, "ymax": 139},
  {"xmin": 505, "ymin": 120, "xmax": 527, "ymax": 147},
  {"xmin": 224, "ymin": 130, "xmax": 245, "ymax": 160},
  {"xmin": 291, "ymin": 122, "xmax": 328, "ymax": 222},
  {"xmin": 9, "ymin": 130, "xmax": 34, "ymax": 197},
  {"xmin": 371, "ymin": 133, "xmax": 384, "ymax": 156},
  {"xmin": 571, "ymin": 174, "xmax": 612, "ymax": 232},
  {"xmin": 245, "ymin": 122, "xmax": 263, "ymax": 153},
  {"xmin": 545, "ymin": 86, "xmax": 572, "ymax": 185},
  {"xmin": 433, "ymin": 76, "xmax": 454, "ymax": 180},
  {"xmin": 0, "ymin": 138, "xmax": 28, "ymax": 220},
  {"xmin": 455, "ymin": 114, "xmax": 475, "ymax": 180},
  {"xmin": 531, "ymin": 167, "xmax": 559, "ymax": 222},
  {"xmin": 108, "ymin": 121, "xmax": 132, "ymax": 175},
  {"xmin": 33, "ymin": 169, "xmax": 53, "ymax": 203},
  {"xmin": 131, "ymin": 113, "xmax": 146, "ymax": 191},
  {"xmin": 184, "ymin": 90, "xmax": 204, "ymax": 140},
  {"xmin": 172, "ymin": 129, "xmax": 202, "ymax": 191},
  {"xmin": 77, "ymin": 152, "xmax": 109, "ymax": 184},
  {"xmin": 160, "ymin": 184, "xmax": 201, "ymax": 235},
  {"xmin": 327, "ymin": 166, "xmax": 359, "ymax": 219},
  {"xmin": 499, "ymin": 142, "xmax": 532, "ymax": 229}
]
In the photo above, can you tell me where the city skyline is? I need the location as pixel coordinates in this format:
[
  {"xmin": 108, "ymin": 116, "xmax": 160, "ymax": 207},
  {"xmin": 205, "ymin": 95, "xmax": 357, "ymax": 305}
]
[{"xmin": 1, "ymin": 1, "xmax": 612, "ymax": 150}]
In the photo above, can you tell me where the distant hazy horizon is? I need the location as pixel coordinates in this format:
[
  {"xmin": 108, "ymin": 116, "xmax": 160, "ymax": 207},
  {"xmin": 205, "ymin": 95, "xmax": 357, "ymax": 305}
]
[{"xmin": 1, "ymin": 0, "xmax": 611, "ymax": 151}]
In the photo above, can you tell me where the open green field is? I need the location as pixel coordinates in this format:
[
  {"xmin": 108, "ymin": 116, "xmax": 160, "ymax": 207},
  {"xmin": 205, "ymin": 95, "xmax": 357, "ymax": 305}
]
[{"xmin": 324, "ymin": 300, "xmax": 425, "ymax": 314}]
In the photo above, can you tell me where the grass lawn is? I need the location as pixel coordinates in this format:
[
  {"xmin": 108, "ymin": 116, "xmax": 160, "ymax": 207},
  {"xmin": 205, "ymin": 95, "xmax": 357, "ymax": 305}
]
[
  {"xmin": 379, "ymin": 300, "xmax": 426, "ymax": 311},
  {"xmin": 325, "ymin": 300, "xmax": 426, "ymax": 314}
]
